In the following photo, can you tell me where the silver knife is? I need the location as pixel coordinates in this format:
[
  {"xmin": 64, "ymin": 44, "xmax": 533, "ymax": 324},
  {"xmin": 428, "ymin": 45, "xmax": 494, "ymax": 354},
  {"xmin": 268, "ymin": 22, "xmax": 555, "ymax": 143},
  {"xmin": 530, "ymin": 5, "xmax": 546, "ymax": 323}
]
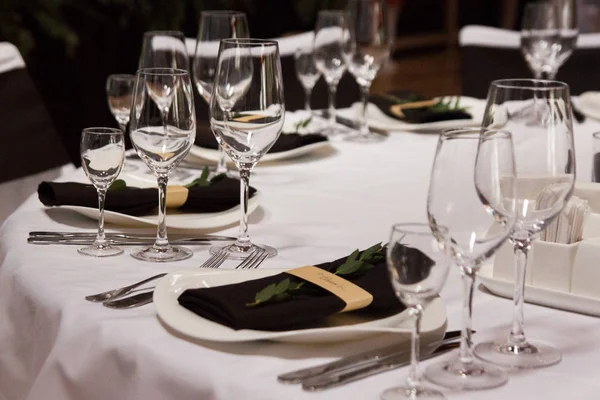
[
  {"xmin": 29, "ymin": 231, "xmax": 235, "ymax": 241},
  {"xmin": 301, "ymin": 341, "xmax": 459, "ymax": 391},
  {"xmin": 102, "ymin": 291, "xmax": 154, "ymax": 309},
  {"xmin": 312, "ymin": 111, "xmax": 389, "ymax": 135},
  {"xmin": 27, "ymin": 238, "xmax": 227, "ymax": 246}
]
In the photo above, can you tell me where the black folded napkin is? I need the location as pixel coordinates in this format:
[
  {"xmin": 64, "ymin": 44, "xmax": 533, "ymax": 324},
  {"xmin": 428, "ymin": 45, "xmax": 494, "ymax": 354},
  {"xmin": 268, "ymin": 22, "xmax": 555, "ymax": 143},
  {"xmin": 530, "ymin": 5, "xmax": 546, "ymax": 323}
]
[
  {"xmin": 177, "ymin": 247, "xmax": 406, "ymax": 331},
  {"xmin": 369, "ymin": 91, "xmax": 472, "ymax": 124},
  {"xmin": 38, "ymin": 177, "xmax": 256, "ymax": 216},
  {"xmin": 194, "ymin": 124, "xmax": 327, "ymax": 153}
]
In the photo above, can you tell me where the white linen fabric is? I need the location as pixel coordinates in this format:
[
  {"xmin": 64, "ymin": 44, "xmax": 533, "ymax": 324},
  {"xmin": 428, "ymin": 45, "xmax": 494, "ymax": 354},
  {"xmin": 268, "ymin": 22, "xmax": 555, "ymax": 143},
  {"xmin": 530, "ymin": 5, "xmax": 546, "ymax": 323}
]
[
  {"xmin": 0, "ymin": 42, "xmax": 26, "ymax": 74},
  {"xmin": 1, "ymin": 99, "xmax": 600, "ymax": 400}
]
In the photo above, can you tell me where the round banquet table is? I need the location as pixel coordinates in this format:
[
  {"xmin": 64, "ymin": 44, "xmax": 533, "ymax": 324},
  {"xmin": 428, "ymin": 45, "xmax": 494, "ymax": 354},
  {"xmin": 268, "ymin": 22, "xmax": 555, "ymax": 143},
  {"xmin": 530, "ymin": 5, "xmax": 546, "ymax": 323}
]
[{"xmin": 2, "ymin": 101, "xmax": 600, "ymax": 400}]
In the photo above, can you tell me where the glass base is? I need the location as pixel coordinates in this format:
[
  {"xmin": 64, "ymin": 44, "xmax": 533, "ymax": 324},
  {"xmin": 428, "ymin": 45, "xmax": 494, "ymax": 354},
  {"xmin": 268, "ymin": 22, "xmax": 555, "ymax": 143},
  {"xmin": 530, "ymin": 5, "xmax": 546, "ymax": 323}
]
[
  {"xmin": 130, "ymin": 245, "xmax": 193, "ymax": 262},
  {"xmin": 78, "ymin": 243, "xmax": 123, "ymax": 257},
  {"xmin": 424, "ymin": 354, "xmax": 508, "ymax": 390},
  {"xmin": 209, "ymin": 243, "xmax": 277, "ymax": 260},
  {"xmin": 474, "ymin": 340, "xmax": 561, "ymax": 369},
  {"xmin": 345, "ymin": 131, "xmax": 386, "ymax": 143},
  {"xmin": 381, "ymin": 385, "xmax": 446, "ymax": 400}
]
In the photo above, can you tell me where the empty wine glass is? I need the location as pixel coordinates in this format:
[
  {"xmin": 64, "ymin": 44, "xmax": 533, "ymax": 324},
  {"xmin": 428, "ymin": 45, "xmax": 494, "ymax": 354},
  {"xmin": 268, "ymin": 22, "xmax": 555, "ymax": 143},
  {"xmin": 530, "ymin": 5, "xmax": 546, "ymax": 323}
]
[
  {"xmin": 474, "ymin": 79, "xmax": 575, "ymax": 369},
  {"xmin": 344, "ymin": 0, "xmax": 390, "ymax": 142},
  {"xmin": 209, "ymin": 39, "xmax": 284, "ymax": 259},
  {"xmin": 79, "ymin": 127, "xmax": 125, "ymax": 257},
  {"xmin": 294, "ymin": 45, "xmax": 321, "ymax": 113},
  {"xmin": 382, "ymin": 223, "xmax": 450, "ymax": 400},
  {"xmin": 314, "ymin": 10, "xmax": 348, "ymax": 135},
  {"xmin": 139, "ymin": 30, "xmax": 189, "ymax": 70},
  {"xmin": 521, "ymin": 1, "xmax": 578, "ymax": 80},
  {"xmin": 193, "ymin": 11, "xmax": 249, "ymax": 174},
  {"xmin": 425, "ymin": 128, "xmax": 516, "ymax": 390},
  {"xmin": 106, "ymin": 74, "xmax": 135, "ymax": 132},
  {"xmin": 129, "ymin": 68, "xmax": 196, "ymax": 262}
]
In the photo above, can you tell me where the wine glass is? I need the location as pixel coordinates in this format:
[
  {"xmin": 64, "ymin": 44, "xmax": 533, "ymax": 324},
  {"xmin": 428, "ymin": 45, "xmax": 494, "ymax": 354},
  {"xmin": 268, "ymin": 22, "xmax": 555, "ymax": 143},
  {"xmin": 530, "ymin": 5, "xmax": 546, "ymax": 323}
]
[
  {"xmin": 382, "ymin": 223, "xmax": 450, "ymax": 400},
  {"xmin": 314, "ymin": 10, "xmax": 348, "ymax": 135},
  {"xmin": 139, "ymin": 30, "xmax": 189, "ymax": 70},
  {"xmin": 521, "ymin": 1, "xmax": 578, "ymax": 80},
  {"xmin": 209, "ymin": 39, "xmax": 284, "ymax": 259},
  {"xmin": 79, "ymin": 127, "xmax": 125, "ymax": 257},
  {"xmin": 425, "ymin": 128, "xmax": 516, "ymax": 390},
  {"xmin": 474, "ymin": 79, "xmax": 575, "ymax": 368},
  {"xmin": 106, "ymin": 74, "xmax": 135, "ymax": 132},
  {"xmin": 294, "ymin": 45, "xmax": 321, "ymax": 113},
  {"xmin": 129, "ymin": 68, "xmax": 196, "ymax": 262},
  {"xmin": 344, "ymin": 0, "xmax": 390, "ymax": 142},
  {"xmin": 193, "ymin": 11, "xmax": 249, "ymax": 174}
]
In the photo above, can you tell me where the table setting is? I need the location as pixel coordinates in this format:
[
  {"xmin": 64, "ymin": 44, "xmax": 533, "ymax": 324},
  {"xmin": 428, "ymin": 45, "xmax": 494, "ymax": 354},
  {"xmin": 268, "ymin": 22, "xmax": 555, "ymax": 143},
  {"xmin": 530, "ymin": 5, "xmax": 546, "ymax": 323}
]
[{"xmin": 5, "ymin": 0, "xmax": 600, "ymax": 399}]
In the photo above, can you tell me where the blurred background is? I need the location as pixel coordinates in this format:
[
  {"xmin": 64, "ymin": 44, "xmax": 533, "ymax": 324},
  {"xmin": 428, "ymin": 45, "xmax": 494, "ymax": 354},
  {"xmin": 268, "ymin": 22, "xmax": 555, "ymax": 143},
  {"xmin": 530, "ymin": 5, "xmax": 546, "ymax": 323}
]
[{"xmin": 2, "ymin": 0, "xmax": 599, "ymax": 164}]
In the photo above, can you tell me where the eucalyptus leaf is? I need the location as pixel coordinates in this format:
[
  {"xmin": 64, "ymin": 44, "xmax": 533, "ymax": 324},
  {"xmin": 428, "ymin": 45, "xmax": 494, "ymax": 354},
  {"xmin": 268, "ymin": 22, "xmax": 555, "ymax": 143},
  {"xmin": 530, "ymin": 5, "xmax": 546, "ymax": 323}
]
[
  {"xmin": 108, "ymin": 179, "xmax": 126, "ymax": 191},
  {"xmin": 335, "ymin": 260, "xmax": 365, "ymax": 275}
]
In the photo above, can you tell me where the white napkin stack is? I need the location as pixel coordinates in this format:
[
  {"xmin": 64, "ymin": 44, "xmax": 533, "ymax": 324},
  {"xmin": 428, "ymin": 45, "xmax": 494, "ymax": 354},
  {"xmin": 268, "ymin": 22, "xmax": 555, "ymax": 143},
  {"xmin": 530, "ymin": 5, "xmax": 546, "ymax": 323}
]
[{"xmin": 537, "ymin": 191, "xmax": 590, "ymax": 244}]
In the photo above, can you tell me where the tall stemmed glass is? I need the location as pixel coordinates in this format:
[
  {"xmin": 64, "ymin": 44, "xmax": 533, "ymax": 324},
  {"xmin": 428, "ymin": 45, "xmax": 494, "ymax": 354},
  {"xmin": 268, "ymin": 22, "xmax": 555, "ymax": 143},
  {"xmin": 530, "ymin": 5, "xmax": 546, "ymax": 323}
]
[
  {"xmin": 193, "ymin": 11, "xmax": 249, "ymax": 174},
  {"xmin": 294, "ymin": 45, "xmax": 321, "ymax": 113},
  {"xmin": 425, "ymin": 128, "xmax": 516, "ymax": 390},
  {"xmin": 382, "ymin": 223, "xmax": 450, "ymax": 400},
  {"xmin": 314, "ymin": 10, "xmax": 348, "ymax": 135},
  {"xmin": 139, "ymin": 31, "xmax": 189, "ymax": 70},
  {"xmin": 79, "ymin": 127, "xmax": 125, "ymax": 257},
  {"xmin": 474, "ymin": 79, "xmax": 575, "ymax": 368},
  {"xmin": 106, "ymin": 74, "xmax": 135, "ymax": 132},
  {"xmin": 209, "ymin": 39, "xmax": 284, "ymax": 259},
  {"xmin": 344, "ymin": 0, "xmax": 390, "ymax": 142},
  {"xmin": 521, "ymin": 1, "xmax": 578, "ymax": 80},
  {"xmin": 129, "ymin": 68, "xmax": 196, "ymax": 262}
]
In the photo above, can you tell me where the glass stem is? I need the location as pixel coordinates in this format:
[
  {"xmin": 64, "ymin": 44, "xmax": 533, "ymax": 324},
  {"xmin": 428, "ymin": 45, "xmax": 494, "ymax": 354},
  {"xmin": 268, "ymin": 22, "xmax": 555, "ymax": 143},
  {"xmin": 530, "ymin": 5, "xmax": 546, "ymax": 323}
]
[
  {"xmin": 95, "ymin": 188, "xmax": 107, "ymax": 246},
  {"xmin": 406, "ymin": 305, "xmax": 423, "ymax": 390},
  {"xmin": 359, "ymin": 83, "xmax": 371, "ymax": 137},
  {"xmin": 304, "ymin": 87, "xmax": 312, "ymax": 112},
  {"xmin": 155, "ymin": 175, "xmax": 169, "ymax": 249},
  {"xmin": 235, "ymin": 168, "xmax": 251, "ymax": 251},
  {"xmin": 217, "ymin": 145, "xmax": 228, "ymax": 174},
  {"xmin": 459, "ymin": 266, "xmax": 476, "ymax": 365},
  {"xmin": 162, "ymin": 107, "xmax": 169, "ymax": 136},
  {"xmin": 508, "ymin": 238, "xmax": 531, "ymax": 348},
  {"xmin": 328, "ymin": 83, "xmax": 337, "ymax": 129}
]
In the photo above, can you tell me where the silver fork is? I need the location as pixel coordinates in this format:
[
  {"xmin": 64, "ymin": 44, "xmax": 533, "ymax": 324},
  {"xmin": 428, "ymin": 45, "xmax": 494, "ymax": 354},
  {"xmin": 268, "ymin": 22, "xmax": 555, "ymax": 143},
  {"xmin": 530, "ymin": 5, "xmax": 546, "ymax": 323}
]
[
  {"xmin": 235, "ymin": 247, "xmax": 268, "ymax": 269},
  {"xmin": 199, "ymin": 248, "xmax": 228, "ymax": 269}
]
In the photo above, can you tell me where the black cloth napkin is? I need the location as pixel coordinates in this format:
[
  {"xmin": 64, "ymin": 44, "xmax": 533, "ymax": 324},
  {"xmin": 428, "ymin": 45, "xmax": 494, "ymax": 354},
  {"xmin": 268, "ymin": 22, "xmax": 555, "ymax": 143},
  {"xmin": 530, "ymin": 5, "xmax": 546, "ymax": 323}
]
[
  {"xmin": 194, "ymin": 124, "xmax": 327, "ymax": 153},
  {"xmin": 38, "ymin": 177, "xmax": 256, "ymax": 216},
  {"xmin": 369, "ymin": 91, "xmax": 472, "ymax": 124},
  {"xmin": 177, "ymin": 250, "xmax": 405, "ymax": 331}
]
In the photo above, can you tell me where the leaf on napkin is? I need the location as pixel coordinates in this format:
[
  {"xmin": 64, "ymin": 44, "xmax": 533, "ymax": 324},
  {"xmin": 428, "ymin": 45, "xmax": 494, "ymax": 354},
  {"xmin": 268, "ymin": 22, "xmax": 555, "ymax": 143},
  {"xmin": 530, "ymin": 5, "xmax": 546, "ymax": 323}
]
[
  {"xmin": 294, "ymin": 117, "xmax": 312, "ymax": 132},
  {"xmin": 185, "ymin": 167, "xmax": 227, "ymax": 188},
  {"xmin": 108, "ymin": 179, "xmax": 127, "ymax": 191}
]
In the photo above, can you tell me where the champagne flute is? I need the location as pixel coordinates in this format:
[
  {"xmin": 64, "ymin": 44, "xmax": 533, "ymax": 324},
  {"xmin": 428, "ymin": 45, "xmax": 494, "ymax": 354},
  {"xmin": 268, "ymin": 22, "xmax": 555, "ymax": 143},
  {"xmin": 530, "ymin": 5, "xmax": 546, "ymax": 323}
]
[
  {"xmin": 474, "ymin": 79, "xmax": 575, "ymax": 368},
  {"xmin": 209, "ymin": 39, "xmax": 284, "ymax": 259},
  {"xmin": 314, "ymin": 10, "xmax": 348, "ymax": 135},
  {"xmin": 106, "ymin": 74, "xmax": 135, "ymax": 132},
  {"xmin": 79, "ymin": 127, "xmax": 125, "ymax": 257},
  {"xmin": 521, "ymin": 1, "xmax": 578, "ymax": 80},
  {"xmin": 294, "ymin": 45, "xmax": 321, "ymax": 113},
  {"xmin": 193, "ymin": 11, "xmax": 249, "ymax": 174},
  {"xmin": 139, "ymin": 30, "xmax": 189, "ymax": 70},
  {"xmin": 382, "ymin": 223, "xmax": 450, "ymax": 400},
  {"xmin": 425, "ymin": 128, "xmax": 516, "ymax": 390},
  {"xmin": 344, "ymin": 0, "xmax": 390, "ymax": 142},
  {"xmin": 129, "ymin": 68, "xmax": 196, "ymax": 262}
]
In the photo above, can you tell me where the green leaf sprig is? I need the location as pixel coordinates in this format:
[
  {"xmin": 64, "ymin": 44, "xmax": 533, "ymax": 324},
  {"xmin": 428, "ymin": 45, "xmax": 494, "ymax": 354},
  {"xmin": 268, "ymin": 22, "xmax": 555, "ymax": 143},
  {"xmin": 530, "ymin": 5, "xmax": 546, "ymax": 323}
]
[
  {"xmin": 185, "ymin": 167, "xmax": 227, "ymax": 188},
  {"xmin": 294, "ymin": 117, "xmax": 312, "ymax": 132},
  {"xmin": 108, "ymin": 179, "xmax": 127, "ymax": 191},
  {"xmin": 246, "ymin": 243, "xmax": 385, "ymax": 307}
]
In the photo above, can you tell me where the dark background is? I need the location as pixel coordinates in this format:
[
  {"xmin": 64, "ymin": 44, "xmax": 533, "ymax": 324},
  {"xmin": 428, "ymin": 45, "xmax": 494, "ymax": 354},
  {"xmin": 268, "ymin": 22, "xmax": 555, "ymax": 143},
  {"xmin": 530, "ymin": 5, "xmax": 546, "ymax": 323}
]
[{"xmin": 1, "ymin": 0, "xmax": 527, "ymax": 165}]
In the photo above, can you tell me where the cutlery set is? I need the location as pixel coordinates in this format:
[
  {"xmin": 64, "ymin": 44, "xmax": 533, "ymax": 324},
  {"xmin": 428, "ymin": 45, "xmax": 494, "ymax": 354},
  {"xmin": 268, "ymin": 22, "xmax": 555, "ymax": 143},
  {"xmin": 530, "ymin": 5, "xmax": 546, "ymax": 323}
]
[
  {"xmin": 28, "ymin": 231, "xmax": 236, "ymax": 246},
  {"xmin": 278, "ymin": 330, "xmax": 462, "ymax": 391}
]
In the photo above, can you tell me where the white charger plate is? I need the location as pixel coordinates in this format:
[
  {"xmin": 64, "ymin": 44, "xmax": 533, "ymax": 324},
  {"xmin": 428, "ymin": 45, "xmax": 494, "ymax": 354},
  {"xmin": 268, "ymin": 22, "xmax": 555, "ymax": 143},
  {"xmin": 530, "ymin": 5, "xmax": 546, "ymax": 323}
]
[
  {"xmin": 53, "ymin": 191, "xmax": 260, "ymax": 230},
  {"xmin": 337, "ymin": 96, "xmax": 485, "ymax": 133},
  {"xmin": 576, "ymin": 92, "xmax": 600, "ymax": 121},
  {"xmin": 187, "ymin": 140, "xmax": 332, "ymax": 164},
  {"xmin": 154, "ymin": 269, "xmax": 447, "ymax": 343},
  {"xmin": 479, "ymin": 263, "xmax": 600, "ymax": 317}
]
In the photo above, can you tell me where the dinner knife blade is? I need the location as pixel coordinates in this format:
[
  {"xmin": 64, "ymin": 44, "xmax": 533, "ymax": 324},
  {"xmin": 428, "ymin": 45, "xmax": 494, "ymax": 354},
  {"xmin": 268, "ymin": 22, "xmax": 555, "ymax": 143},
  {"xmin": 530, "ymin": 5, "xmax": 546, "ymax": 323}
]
[
  {"xmin": 301, "ymin": 341, "xmax": 459, "ymax": 391},
  {"xmin": 102, "ymin": 291, "xmax": 154, "ymax": 309},
  {"xmin": 277, "ymin": 330, "xmax": 461, "ymax": 384},
  {"xmin": 27, "ymin": 237, "xmax": 220, "ymax": 246},
  {"xmin": 29, "ymin": 231, "xmax": 235, "ymax": 241}
]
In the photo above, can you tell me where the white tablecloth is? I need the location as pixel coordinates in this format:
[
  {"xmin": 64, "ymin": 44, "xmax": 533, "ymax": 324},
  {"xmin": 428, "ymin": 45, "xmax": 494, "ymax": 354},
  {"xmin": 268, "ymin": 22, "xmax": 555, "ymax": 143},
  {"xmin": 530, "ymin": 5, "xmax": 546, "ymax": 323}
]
[{"xmin": 2, "ymin": 104, "xmax": 600, "ymax": 400}]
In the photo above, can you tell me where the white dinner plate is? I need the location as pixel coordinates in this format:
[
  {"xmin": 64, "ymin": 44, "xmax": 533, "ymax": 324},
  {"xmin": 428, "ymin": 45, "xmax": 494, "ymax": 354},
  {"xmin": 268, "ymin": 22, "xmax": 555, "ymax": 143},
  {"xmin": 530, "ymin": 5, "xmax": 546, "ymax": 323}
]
[
  {"xmin": 53, "ymin": 191, "xmax": 260, "ymax": 230},
  {"xmin": 337, "ymin": 96, "xmax": 485, "ymax": 133},
  {"xmin": 154, "ymin": 269, "xmax": 447, "ymax": 343},
  {"xmin": 576, "ymin": 92, "xmax": 600, "ymax": 121},
  {"xmin": 187, "ymin": 140, "xmax": 332, "ymax": 164},
  {"xmin": 479, "ymin": 263, "xmax": 600, "ymax": 317}
]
